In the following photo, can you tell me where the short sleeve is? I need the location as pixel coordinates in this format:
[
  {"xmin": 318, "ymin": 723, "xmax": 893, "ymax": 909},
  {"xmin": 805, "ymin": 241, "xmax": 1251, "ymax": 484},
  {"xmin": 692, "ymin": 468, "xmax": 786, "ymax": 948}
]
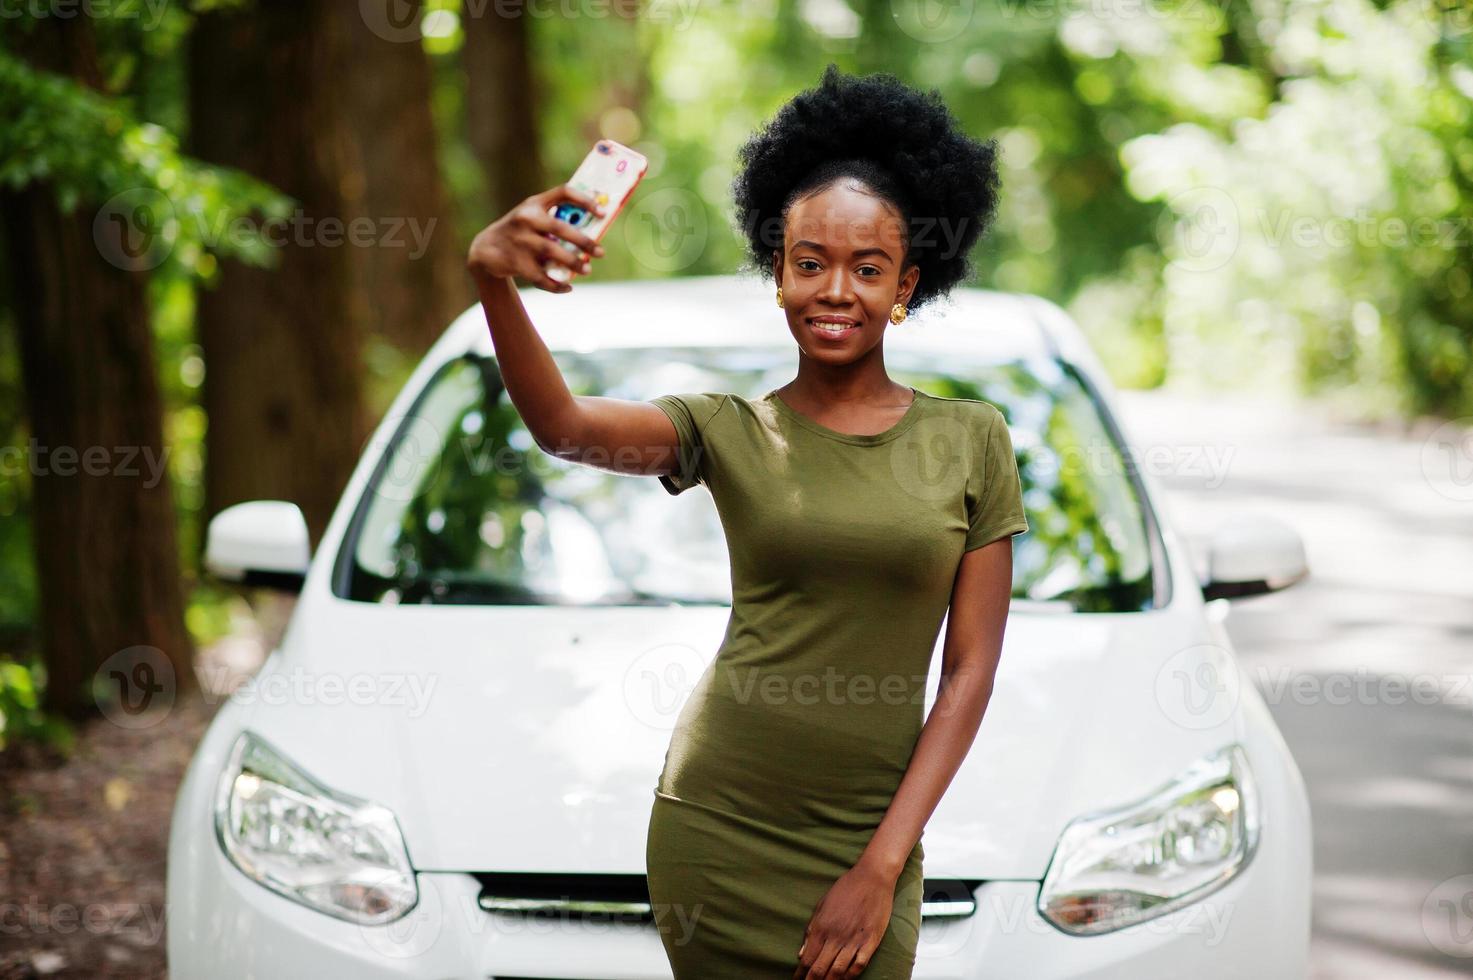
[
  {"xmin": 648, "ymin": 392, "xmax": 727, "ymax": 496},
  {"xmin": 964, "ymin": 407, "xmax": 1030, "ymax": 551}
]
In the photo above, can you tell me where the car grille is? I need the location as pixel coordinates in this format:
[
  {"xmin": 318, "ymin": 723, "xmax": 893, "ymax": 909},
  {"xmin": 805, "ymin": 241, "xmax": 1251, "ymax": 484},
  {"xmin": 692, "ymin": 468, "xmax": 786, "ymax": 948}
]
[{"xmin": 470, "ymin": 872, "xmax": 983, "ymax": 921}]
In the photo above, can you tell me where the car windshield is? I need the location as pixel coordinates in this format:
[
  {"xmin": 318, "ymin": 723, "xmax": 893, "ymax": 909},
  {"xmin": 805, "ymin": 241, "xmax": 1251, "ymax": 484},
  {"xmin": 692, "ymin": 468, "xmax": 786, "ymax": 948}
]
[{"xmin": 334, "ymin": 348, "xmax": 1156, "ymax": 612}]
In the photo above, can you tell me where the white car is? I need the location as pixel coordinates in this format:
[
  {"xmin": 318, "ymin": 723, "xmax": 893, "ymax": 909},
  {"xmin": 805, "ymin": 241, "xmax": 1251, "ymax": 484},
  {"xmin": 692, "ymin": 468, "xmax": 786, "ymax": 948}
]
[{"xmin": 167, "ymin": 273, "xmax": 1313, "ymax": 978}]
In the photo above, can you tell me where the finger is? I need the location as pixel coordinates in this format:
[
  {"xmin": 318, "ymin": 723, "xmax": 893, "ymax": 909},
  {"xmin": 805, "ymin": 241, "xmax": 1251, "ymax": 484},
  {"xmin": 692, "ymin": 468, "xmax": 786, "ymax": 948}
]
[
  {"xmin": 532, "ymin": 270, "xmax": 572, "ymax": 293},
  {"xmin": 538, "ymin": 213, "xmax": 604, "ymax": 259},
  {"xmin": 543, "ymin": 243, "xmax": 590, "ymax": 279},
  {"xmin": 517, "ymin": 196, "xmax": 605, "ymax": 257},
  {"xmin": 793, "ymin": 933, "xmax": 813, "ymax": 980},
  {"xmin": 829, "ymin": 942, "xmax": 860, "ymax": 978},
  {"xmin": 554, "ymin": 180, "xmax": 606, "ymax": 218},
  {"xmin": 807, "ymin": 936, "xmax": 843, "ymax": 980},
  {"xmin": 529, "ymin": 206, "xmax": 604, "ymax": 257},
  {"xmin": 526, "ymin": 232, "xmax": 586, "ymax": 275},
  {"xmin": 843, "ymin": 946, "xmax": 873, "ymax": 979},
  {"xmin": 531, "ymin": 182, "xmax": 592, "ymax": 214},
  {"xmin": 555, "ymin": 243, "xmax": 593, "ymax": 277},
  {"xmin": 524, "ymin": 244, "xmax": 573, "ymax": 293}
]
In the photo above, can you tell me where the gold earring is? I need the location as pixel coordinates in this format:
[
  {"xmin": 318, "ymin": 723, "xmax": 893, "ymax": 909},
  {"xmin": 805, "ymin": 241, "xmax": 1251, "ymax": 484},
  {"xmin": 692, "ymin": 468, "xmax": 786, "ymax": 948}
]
[
  {"xmin": 890, "ymin": 303, "xmax": 908, "ymax": 324},
  {"xmin": 776, "ymin": 286, "xmax": 783, "ymax": 308}
]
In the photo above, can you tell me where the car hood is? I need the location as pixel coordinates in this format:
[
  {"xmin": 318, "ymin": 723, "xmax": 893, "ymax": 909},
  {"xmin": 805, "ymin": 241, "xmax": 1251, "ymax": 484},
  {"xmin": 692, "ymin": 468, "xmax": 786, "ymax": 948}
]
[{"xmin": 245, "ymin": 599, "xmax": 1235, "ymax": 880}]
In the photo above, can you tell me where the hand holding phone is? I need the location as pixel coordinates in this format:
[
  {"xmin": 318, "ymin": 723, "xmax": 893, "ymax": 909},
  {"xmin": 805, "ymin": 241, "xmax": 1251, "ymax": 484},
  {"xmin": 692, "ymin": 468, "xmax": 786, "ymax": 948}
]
[{"xmin": 542, "ymin": 139, "xmax": 648, "ymax": 283}]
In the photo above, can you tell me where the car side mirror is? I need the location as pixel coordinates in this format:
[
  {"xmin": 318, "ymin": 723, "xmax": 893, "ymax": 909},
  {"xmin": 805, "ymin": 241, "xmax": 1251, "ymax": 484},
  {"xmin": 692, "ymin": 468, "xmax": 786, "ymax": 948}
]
[
  {"xmin": 1199, "ymin": 512, "xmax": 1308, "ymax": 601},
  {"xmin": 204, "ymin": 500, "xmax": 311, "ymax": 594}
]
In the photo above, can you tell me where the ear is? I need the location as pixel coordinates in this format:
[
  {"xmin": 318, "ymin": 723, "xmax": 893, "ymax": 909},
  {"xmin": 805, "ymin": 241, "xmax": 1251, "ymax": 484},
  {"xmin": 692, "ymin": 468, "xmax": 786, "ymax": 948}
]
[
  {"xmin": 896, "ymin": 262, "xmax": 920, "ymax": 308},
  {"xmin": 771, "ymin": 249, "xmax": 783, "ymax": 286}
]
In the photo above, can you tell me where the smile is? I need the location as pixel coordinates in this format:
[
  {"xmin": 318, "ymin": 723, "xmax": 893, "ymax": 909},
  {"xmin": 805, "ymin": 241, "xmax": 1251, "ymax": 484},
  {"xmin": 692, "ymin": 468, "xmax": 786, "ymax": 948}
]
[{"xmin": 809, "ymin": 318, "xmax": 861, "ymax": 337}]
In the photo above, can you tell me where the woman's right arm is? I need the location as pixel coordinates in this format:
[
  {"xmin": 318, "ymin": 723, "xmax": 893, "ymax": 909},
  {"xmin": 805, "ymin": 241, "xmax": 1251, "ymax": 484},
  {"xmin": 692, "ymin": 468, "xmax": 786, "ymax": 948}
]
[{"xmin": 465, "ymin": 183, "xmax": 686, "ymax": 482}]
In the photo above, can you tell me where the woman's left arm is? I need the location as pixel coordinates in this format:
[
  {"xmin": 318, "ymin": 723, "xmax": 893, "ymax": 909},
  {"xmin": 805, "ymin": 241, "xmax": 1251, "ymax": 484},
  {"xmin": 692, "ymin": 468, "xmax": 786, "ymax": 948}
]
[{"xmin": 857, "ymin": 533, "xmax": 1015, "ymax": 881}]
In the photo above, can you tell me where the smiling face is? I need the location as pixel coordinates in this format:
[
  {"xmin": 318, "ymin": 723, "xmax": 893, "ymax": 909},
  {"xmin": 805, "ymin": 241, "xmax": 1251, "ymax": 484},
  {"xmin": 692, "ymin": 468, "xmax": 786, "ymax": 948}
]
[{"xmin": 772, "ymin": 178, "xmax": 919, "ymax": 363}]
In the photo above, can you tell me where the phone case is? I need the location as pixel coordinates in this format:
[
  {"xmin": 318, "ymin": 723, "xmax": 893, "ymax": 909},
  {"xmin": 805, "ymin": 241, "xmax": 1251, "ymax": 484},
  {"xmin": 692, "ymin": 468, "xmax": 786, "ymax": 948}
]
[{"xmin": 544, "ymin": 139, "xmax": 649, "ymax": 282}]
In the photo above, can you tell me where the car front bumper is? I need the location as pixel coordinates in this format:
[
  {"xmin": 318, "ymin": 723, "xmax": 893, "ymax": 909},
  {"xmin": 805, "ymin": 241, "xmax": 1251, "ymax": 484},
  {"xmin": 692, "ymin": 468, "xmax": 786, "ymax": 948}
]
[{"xmin": 166, "ymin": 851, "xmax": 1308, "ymax": 979}]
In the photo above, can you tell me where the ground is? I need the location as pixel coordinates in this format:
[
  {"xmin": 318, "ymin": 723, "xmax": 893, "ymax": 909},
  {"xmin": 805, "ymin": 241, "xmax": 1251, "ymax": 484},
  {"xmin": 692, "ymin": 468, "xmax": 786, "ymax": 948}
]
[
  {"xmin": 0, "ymin": 690, "xmax": 210, "ymax": 979},
  {"xmin": 0, "ymin": 596, "xmax": 287, "ymax": 979}
]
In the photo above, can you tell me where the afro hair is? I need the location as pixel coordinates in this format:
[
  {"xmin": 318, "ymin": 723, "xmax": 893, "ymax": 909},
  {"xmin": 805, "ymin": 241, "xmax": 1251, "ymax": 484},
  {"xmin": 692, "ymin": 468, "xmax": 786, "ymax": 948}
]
[{"xmin": 730, "ymin": 63, "xmax": 1001, "ymax": 312}]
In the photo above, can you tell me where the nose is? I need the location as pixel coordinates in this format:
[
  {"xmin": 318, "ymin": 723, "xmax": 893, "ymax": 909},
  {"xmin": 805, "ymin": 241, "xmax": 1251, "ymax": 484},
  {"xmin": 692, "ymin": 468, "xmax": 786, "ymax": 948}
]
[{"xmin": 818, "ymin": 264, "xmax": 854, "ymax": 306}]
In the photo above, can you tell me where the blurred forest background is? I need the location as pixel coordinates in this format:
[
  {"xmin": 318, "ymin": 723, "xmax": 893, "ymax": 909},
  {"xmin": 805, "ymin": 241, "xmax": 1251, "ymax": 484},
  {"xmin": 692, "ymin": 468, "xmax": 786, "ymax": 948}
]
[{"xmin": 1, "ymin": 0, "xmax": 1470, "ymax": 748}]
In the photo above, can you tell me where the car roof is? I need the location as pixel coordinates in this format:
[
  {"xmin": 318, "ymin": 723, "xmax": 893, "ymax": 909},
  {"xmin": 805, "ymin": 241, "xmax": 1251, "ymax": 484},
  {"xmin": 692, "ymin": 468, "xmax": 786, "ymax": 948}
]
[{"xmin": 442, "ymin": 273, "xmax": 1080, "ymax": 367}]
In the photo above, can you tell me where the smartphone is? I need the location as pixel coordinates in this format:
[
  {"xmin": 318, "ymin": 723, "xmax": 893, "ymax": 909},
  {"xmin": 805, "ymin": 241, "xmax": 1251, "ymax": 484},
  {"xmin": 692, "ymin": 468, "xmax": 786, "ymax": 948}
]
[{"xmin": 544, "ymin": 139, "xmax": 649, "ymax": 283}]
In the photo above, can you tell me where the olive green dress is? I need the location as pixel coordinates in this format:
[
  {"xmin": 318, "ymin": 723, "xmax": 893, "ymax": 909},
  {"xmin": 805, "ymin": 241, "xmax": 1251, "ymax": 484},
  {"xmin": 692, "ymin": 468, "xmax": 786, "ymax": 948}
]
[{"xmin": 644, "ymin": 385, "xmax": 1029, "ymax": 978}]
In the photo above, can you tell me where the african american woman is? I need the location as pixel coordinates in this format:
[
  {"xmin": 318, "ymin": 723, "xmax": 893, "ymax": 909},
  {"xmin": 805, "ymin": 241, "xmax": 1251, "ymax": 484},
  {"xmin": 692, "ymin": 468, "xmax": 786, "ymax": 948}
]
[{"xmin": 464, "ymin": 63, "xmax": 1027, "ymax": 980}]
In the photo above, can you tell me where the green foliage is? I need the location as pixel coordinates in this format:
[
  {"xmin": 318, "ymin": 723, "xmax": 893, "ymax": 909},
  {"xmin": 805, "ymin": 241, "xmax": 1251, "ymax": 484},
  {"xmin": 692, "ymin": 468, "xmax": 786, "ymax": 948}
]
[
  {"xmin": 0, "ymin": 655, "xmax": 74, "ymax": 753},
  {"xmin": 0, "ymin": 48, "xmax": 299, "ymax": 279},
  {"xmin": 0, "ymin": 317, "xmax": 33, "ymax": 633},
  {"xmin": 1057, "ymin": 0, "xmax": 1473, "ymax": 414},
  {"xmin": 477, "ymin": 0, "xmax": 1470, "ymax": 413}
]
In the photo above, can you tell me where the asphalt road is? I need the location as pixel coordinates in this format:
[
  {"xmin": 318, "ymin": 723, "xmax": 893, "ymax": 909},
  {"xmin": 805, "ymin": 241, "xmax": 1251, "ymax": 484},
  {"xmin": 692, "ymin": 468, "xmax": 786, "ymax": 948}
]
[{"xmin": 1114, "ymin": 385, "xmax": 1473, "ymax": 978}]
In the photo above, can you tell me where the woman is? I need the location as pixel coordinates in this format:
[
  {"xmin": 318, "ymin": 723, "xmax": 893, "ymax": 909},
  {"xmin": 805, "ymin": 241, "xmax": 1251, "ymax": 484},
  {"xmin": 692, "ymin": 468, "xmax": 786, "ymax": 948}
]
[{"xmin": 466, "ymin": 64, "xmax": 1026, "ymax": 980}]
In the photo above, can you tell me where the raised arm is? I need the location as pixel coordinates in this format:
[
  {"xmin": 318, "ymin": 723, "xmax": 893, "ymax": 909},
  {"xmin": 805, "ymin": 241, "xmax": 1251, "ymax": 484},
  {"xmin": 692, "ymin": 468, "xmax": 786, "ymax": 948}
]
[{"xmin": 465, "ymin": 183, "xmax": 685, "ymax": 481}]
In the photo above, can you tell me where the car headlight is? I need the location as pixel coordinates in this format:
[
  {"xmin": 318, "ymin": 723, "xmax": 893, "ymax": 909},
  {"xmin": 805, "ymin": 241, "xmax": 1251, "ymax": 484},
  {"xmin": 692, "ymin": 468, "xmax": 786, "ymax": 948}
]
[
  {"xmin": 1038, "ymin": 743, "xmax": 1259, "ymax": 936},
  {"xmin": 213, "ymin": 730, "xmax": 418, "ymax": 924}
]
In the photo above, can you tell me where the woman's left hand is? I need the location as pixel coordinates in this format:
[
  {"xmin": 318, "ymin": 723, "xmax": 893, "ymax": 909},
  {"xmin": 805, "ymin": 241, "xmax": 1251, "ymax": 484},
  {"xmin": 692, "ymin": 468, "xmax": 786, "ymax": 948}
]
[{"xmin": 792, "ymin": 860, "xmax": 897, "ymax": 979}]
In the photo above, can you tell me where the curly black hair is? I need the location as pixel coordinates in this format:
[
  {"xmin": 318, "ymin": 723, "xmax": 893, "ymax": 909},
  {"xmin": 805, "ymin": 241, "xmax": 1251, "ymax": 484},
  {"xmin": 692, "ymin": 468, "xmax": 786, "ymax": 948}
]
[{"xmin": 730, "ymin": 63, "xmax": 1001, "ymax": 312}]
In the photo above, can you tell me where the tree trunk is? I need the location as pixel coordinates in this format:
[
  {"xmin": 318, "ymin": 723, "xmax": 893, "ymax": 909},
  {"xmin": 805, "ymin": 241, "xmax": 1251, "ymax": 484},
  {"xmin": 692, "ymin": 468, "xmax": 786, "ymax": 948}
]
[
  {"xmin": 187, "ymin": 0, "xmax": 369, "ymax": 549},
  {"xmin": 340, "ymin": 0, "xmax": 472, "ymax": 357},
  {"xmin": 600, "ymin": 0, "xmax": 650, "ymax": 144},
  {"xmin": 462, "ymin": 4, "xmax": 544, "ymax": 215},
  {"xmin": 0, "ymin": 18, "xmax": 194, "ymax": 720}
]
